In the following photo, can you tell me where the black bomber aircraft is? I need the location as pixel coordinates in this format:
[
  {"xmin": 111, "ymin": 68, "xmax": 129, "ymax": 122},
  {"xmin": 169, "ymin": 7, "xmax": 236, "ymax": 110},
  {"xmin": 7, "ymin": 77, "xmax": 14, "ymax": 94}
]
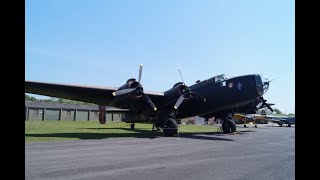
[{"xmin": 25, "ymin": 64, "xmax": 272, "ymax": 136}]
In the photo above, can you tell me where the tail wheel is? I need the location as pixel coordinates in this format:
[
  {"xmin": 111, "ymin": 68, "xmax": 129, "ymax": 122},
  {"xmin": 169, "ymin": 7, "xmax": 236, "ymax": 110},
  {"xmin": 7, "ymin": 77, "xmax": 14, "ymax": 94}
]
[{"xmin": 163, "ymin": 118, "xmax": 178, "ymax": 137}]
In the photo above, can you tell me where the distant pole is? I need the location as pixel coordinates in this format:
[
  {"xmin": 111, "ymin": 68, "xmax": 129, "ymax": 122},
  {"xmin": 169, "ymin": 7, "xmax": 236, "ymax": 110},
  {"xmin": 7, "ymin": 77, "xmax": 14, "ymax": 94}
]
[
  {"xmin": 74, "ymin": 109, "xmax": 77, "ymax": 121},
  {"xmin": 42, "ymin": 108, "xmax": 45, "ymax": 121}
]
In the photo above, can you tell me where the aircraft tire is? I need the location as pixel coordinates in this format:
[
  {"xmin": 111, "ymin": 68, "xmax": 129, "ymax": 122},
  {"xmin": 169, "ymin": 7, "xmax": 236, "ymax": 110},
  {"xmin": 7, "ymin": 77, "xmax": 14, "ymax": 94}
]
[
  {"xmin": 222, "ymin": 119, "xmax": 236, "ymax": 134},
  {"xmin": 228, "ymin": 119, "xmax": 236, "ymax": 133},
  {"xmin": 163, "ymin": 118, "xmax": 178, "ymax": 137}
]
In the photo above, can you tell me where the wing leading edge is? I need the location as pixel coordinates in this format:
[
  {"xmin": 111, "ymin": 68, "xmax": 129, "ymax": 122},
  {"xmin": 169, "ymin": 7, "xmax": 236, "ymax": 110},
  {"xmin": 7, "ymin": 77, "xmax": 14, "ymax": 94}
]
[{"xmin": 25, "ymin": 81, "xmax": 164, "ymax": 107}]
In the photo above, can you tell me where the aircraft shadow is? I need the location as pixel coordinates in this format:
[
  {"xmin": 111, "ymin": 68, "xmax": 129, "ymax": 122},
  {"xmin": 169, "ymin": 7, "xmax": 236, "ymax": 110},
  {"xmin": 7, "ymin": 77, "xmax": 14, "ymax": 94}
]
[
  {"xmin": 236, "ymin": 130, "xmax": 257, "ymax": 133},
  {"xmin": 178, "ymin": 133, "xmax": 234, "ymax": 141},
  {"xmin": 26, "ymin": 127, "xmax": 235, "ymax": 141}
]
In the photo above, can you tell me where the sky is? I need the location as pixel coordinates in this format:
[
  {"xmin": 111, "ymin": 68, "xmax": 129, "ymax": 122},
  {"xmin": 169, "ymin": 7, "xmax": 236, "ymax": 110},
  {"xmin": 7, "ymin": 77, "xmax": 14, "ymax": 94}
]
[{"xmin": 25, "ymin": 0, "xmax": 295, "ymax": 114}]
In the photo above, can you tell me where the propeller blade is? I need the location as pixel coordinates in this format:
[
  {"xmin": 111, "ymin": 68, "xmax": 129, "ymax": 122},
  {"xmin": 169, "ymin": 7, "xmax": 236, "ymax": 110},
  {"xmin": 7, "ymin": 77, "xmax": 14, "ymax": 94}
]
[
  {"xmin": 265, "ymin": 103, "xmax": 274, "ymax": 112},
  {"xmin": 142, "ymin": 93, "xmax": 157, "ymax": 111},
  {"xmin": 256, "ymin": 102, "xmax": 263, "ymax": 109},
  {"xmin": 138, "ymin": 64, "xmax": 143, "ymax": 83},
  {"xmin": 174, "ymin": 95, "xmax": 185, "ymax": 109},
  {"xmin": 178, "ymin": 67, "xmax": 185, "ymax": 85},
  {"xmin": 112, "ymin": 88, "xmax": 136, "ymax": 96}
]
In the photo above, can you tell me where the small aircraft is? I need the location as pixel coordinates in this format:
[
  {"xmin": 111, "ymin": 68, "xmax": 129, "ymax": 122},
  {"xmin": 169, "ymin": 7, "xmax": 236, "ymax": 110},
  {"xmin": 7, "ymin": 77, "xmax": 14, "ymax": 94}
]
[
  {"xmin": 233, "ymin": 113, "xmax": 268, "ymax": 128},
  {"xmin": 25, "ymin": 64, "xmax": 272, "ymax": 136},
  {"xmin": 263, "ymin": 115, "xmax": 295, "ymax": 127},
  {"xmin": 233, "ymin": 103, "xmax": 274, "ymax": 127}
]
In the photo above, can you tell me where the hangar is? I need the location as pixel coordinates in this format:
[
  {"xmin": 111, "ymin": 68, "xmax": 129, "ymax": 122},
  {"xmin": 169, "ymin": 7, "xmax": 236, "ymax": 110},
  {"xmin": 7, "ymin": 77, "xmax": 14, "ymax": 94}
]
[{"xmin": 25, "ymin": 101, "xmax": 125, "ymax": 121}]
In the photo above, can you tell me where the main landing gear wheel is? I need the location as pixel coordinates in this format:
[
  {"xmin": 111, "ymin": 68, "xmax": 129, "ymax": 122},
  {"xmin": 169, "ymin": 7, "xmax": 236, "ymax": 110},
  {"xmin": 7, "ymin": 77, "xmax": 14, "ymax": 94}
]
[
  {"xmin": 163, "ymin": 118, "xmax": 178, "ymax": 137},
  {"xmin": 222, "ymin": 119, "xmax": 236, "ymax": 134}
]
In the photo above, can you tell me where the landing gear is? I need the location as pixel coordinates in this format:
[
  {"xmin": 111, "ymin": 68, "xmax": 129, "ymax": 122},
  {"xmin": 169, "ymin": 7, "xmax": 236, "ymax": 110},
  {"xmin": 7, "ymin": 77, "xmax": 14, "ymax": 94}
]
[
  {"xmin": 287, "ymin": 124, "xmax": 291, "ymax": 127},
  {"xmin": 254, "ymin": 125, "xmax": 257, "ymax": 128},
  {"xmin": 244, "ymin": 125, "xmax": 247, "ymax": 128},
  {"xmin": 278, "ymin": 123, "xmax": 283, "ymax": 127},
  {"xmin": 163, "ymin": 118, "xmax": 178, "ymax": 137},
  {"xmin": 130, "ymin": 123, "xmax": 135, "ymax": 129},
  {"xmin": 222, "ymin": 119, "xmax": 236, "ymax": 134},
  {"xmin": 152, "ymin": 124, "xmax": 161, "ymax": 131}
]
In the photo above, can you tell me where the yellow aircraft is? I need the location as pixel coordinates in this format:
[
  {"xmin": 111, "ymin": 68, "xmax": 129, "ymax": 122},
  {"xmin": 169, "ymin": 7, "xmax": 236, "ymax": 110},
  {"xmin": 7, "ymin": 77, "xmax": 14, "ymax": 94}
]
[{"xmin": 233, "ymin": 113, "xmax": 267, "ymax": 127}]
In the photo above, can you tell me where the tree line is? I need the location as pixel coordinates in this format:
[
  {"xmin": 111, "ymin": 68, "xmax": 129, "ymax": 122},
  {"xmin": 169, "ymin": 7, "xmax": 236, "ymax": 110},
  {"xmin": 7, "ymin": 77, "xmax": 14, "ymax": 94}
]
[{"xmin": 25, "ymin": 94, "xmax": 95, "ymax": 105}]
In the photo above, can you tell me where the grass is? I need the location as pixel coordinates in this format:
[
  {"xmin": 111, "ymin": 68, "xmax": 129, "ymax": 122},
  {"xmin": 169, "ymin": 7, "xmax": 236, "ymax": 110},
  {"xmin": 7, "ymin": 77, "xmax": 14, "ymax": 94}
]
[{"xmin": 25, "ymin": 120, "xmax": 220, "ymax": 142}]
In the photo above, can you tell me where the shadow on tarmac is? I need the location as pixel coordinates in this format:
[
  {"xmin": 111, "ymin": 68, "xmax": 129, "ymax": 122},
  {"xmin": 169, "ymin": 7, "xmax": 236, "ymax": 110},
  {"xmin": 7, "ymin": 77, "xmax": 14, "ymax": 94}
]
[{"xmin": 26, "ymin": 127, "xmax": 242, "ymax": 141}]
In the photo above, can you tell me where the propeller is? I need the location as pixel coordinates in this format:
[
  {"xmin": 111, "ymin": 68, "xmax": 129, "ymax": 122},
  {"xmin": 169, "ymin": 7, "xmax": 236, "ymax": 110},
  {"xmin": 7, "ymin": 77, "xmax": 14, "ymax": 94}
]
[
  {"xmin": 112, "ymin": 88, "xmax": 136, "ymax": 96},
  {"xmin": 256, "ymin": 97, "xmax": 274, "ymax": 112},
  {"xmin": 173, "ymin": 68, "xmax": 206, "ymax": 110},
  {"xmin": 112, "ymin": 64, "xmax": 157, "ymax": 111},
  {"xmin": 112, "ymin": 64, "xmax": 143, "ymax": 96}
]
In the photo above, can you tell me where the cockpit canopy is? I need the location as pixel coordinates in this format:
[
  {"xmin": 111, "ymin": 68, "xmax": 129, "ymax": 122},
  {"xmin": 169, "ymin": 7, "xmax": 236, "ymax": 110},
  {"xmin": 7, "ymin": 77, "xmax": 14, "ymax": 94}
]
[{"xmin": 214, "ymin": 74, "xmax": 228, "ymax": 83}]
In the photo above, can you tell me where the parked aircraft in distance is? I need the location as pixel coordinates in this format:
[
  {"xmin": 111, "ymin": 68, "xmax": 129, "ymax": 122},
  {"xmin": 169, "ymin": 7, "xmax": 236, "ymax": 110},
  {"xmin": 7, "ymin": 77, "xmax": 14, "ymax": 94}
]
[
  {"xmin": 264, "ymin": 115, "xmax": 295, "ymax": 127},
  {"xmin": 233, "ymin": 114, "xmax": 261, "ymax": 128},
  {"xmin": 25, "ymin": 64, "xmax": 272, "ymax": 136},
  {"xmin": 233, "ymin": 105, "xmax": 275, "ymax": 127}
]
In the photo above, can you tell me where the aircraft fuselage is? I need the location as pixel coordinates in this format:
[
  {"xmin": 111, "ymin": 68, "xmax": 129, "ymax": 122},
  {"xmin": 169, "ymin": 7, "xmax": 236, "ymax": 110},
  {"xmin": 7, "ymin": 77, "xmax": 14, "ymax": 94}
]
[{"xmin": 175, "ymin": 74, "xmax": 263, "ymax": 119}]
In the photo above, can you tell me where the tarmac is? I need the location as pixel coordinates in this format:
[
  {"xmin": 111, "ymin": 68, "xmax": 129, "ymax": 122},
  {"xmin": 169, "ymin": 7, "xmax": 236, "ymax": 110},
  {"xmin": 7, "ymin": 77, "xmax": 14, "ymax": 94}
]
[{"xmin": 25, "ymin": 124, "xmax": 295, "ymax": 180}]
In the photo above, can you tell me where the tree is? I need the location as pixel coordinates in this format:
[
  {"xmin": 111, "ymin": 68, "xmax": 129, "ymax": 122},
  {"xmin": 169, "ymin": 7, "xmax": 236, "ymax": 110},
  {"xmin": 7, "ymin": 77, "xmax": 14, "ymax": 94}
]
[
  {"xmin": 273, "ymin": 108, "xmax": 282, "ymax": 114},
  {"xmin": 288, "ymin": 113, "xmax": 295, "ymax": 117},
  {"xmin": 25, "ymin": 94, "xmax": 31, "ymax": 100},
  {"xmin": 50, "ymin": 97, "xmax": 58, "ymax": 102},
  {"xmin": 58, "ymin": 98, "xmax": 67, "ymax": 103},
  {"xmin": 25, "ymin": 94, "xmax": 37, "ymax": 101}
]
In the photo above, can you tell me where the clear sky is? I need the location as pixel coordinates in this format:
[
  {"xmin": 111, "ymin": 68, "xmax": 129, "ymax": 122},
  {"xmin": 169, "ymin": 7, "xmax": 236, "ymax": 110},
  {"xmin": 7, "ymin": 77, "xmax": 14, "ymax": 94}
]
[{"xmin": 25, "ymin": 0, "xmax": 295, "ymax": 114}]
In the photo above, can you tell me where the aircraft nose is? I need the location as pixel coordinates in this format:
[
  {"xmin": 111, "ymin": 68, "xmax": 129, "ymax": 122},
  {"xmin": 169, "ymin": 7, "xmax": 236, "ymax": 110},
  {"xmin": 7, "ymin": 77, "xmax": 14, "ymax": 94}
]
[{"xmin": 255, "ymin": 74, "xmax": 270, "ymax": 95}]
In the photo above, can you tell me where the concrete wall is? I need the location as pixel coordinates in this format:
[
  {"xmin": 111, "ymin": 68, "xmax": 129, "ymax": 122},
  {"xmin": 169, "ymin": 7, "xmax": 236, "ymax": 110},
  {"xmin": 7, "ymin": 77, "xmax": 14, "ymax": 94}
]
[
  {"xmin": 28, "ymin": 108, "xmax": 43, "ymax": 121},
  {"xmin": 45, "ymin": 109, "xmax": 60, "ymax": 120},
  {"xmin": 75, "ymin": 110, "xmax": 89, "ymax": 121},
  {"xmin": 112, "ymin": 114, "xmax": 122, "ymax": 121},
  {"xmin": 61, "ymin": 109, "xmax": 75, "ymax": 121},
  {"xmin": 89, "ymin": 110, "xmax": 99, "ymax": 121},
  {"xmin": 26, "ymin": 107, "xmax": 124, "ymax": 122},
  {"xmin": 106, "ymin": 114, "xmax": 112, "ymax": 121},
  {"xmin": 105, "ymin": 113, "xmax": 122, "ymax": 122}
]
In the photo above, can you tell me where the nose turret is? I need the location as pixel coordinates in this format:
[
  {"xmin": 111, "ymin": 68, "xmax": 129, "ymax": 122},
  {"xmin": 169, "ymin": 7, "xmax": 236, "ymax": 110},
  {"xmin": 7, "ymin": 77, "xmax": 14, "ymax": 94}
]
[{"xmin": 255, "ymin": 74, "xmax": 270, "ymax": 95}]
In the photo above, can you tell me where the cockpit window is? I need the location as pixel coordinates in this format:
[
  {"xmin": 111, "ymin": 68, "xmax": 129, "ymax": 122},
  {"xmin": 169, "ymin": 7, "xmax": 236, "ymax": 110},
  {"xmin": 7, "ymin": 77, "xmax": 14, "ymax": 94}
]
[{"xmin": 214, "ymin": 74, "xmax": 228, "ymax": 83}]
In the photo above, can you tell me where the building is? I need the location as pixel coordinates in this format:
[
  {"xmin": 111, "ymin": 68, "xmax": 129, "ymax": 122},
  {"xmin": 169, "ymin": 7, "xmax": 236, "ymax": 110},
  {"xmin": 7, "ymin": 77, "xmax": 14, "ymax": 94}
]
[
  {"xmin": 25, "ymin": 101, "xmax": 225, "ymax": 124},
  {"xmin": 25, "ymin": 101, "xmax": 126, "ymax": 121},
  {"xmin": 180, "ymin": 116, "xmax": 220, "ymax": 125}
]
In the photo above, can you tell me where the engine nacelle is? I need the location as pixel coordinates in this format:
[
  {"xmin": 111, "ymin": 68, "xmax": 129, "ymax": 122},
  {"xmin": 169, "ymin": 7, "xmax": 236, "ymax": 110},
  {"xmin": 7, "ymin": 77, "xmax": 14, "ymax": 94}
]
[
  {"xmin": 117, "ymin": 78, "xmax": 143, "ymax": 92},
  {"xmin": 162, "ymin": 83, "xmax": 186, "ymax": 106}
]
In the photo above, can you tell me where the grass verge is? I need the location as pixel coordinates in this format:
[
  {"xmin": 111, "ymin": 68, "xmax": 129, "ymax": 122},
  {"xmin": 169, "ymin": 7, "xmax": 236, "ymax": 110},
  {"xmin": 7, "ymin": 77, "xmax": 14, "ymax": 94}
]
[{"xmin": 25, "ymin": 120, "xmax": 220, "ymax": 142}]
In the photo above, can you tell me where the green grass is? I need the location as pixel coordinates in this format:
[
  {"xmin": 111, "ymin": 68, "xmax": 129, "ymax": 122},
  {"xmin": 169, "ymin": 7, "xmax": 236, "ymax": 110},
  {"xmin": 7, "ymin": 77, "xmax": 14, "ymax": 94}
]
[{"xmin": 25, "ymin": 120, "xmax": 219, "ymax": 142}]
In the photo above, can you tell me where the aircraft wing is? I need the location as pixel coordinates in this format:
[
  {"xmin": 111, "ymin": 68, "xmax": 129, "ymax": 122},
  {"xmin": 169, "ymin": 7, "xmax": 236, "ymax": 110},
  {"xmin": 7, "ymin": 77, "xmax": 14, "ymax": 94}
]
[{"xmin": 25, "ymin": 81, "xmax": 164, "ymax": 106}]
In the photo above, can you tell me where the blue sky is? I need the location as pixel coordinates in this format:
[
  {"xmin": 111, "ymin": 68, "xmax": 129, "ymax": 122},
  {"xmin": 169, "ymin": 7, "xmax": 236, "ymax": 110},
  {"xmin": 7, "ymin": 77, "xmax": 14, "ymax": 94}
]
[{"xmin": 25, "ymin": 0, "xmax": 295, "ymax": 114}]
